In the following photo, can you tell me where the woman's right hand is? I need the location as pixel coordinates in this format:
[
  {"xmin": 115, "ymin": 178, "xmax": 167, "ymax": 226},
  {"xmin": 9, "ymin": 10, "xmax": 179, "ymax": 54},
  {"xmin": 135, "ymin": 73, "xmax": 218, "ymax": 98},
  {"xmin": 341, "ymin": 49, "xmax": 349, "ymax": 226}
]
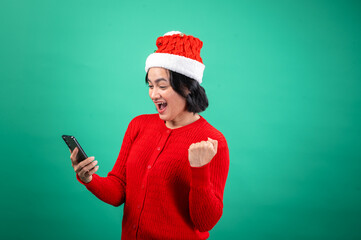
[{"xmin": 70, "ymin": 147, "xmax": 99, "ymax": 183}]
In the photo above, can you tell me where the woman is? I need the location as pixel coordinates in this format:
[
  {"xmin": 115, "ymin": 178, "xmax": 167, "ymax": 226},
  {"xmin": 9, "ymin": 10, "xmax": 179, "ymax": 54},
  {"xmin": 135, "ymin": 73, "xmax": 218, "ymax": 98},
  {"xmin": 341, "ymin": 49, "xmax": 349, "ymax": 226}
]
[{"xmin": 70, "ymin": 31, "xmax": 230, "ymax": 240}]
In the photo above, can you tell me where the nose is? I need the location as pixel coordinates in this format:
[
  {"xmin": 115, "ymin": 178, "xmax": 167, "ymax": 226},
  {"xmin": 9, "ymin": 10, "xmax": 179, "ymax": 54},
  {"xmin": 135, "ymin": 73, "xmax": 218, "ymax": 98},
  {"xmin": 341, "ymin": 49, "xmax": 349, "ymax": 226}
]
[{"xmin": 150, "ymin": 87, "xmax": 161, "ymax": 100}]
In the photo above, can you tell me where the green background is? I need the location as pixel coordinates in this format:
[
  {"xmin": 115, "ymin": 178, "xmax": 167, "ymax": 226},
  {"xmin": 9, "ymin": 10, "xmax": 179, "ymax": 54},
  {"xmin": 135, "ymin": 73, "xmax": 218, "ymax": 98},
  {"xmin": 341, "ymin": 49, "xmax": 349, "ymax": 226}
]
[{"xmin": 1, "ymin": 0, "xmax": 360, "ymax": 239}]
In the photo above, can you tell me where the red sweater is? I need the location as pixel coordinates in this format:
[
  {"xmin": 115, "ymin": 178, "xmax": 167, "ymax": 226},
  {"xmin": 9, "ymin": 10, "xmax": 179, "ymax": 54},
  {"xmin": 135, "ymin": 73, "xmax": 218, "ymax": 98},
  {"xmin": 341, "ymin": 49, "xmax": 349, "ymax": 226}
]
[{"xmin": 77, "ymin": 114, "xmax": 229, "ymax": 239}]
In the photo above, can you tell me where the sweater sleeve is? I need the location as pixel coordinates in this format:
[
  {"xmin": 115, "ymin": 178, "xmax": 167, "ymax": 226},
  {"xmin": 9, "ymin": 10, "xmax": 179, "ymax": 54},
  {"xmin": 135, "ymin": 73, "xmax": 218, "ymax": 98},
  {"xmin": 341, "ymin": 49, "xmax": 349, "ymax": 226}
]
[
  {"xmin": 76, "ymin": 117, "xmax": 139, "ymax": 207},
  {"xmin": 189, "ymin": 136, "xmax": 230, "ymax": 232}
]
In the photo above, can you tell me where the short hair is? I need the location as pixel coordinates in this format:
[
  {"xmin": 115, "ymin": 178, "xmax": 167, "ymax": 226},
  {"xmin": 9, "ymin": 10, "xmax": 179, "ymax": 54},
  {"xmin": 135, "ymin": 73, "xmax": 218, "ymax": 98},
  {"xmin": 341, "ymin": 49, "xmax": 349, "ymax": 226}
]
[{"xmin": 145, "ymin": 69, "xmax": 209, "ymax": 114}]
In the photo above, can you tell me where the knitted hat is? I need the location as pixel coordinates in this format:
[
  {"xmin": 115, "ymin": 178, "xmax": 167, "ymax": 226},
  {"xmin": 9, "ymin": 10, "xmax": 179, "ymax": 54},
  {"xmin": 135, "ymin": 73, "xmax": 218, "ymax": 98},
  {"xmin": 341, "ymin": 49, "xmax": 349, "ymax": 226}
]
[{"xmin": 145, "ymin": 31, "xmax": 205, "ymax": 84}]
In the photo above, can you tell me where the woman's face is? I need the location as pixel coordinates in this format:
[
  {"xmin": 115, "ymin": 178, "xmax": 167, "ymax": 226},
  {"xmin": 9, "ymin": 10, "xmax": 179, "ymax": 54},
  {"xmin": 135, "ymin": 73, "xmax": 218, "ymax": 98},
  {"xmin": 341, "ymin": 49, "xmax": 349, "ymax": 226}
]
[{"xmin": 147, "ymin": 67, "xmax": 188, "ymax": 122}]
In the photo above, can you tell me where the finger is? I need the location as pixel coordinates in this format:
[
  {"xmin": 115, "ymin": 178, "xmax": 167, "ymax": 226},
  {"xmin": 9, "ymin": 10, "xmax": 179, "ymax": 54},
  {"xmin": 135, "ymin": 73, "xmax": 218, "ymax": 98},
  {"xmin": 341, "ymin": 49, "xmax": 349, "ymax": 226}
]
[
  {"xmin": 82, "ymin": 160, "xmax": 98, "ymax": 173},
  {"xmin": 70, "ymin": 153, "xmax": 78, "ymax": 165},
  {"xmin": 70, "ymin": 147, "xmax": 78, "ymax": 160},
  {"xmin": 188, "ymin": 143, "xmax": 195, "ymax": 150},
  {"xmin": 77, "ymin": 157, "xmax": 95, "ymax": 169},
  {"xmin": 205, "ymin": 141, "xmax": 213, "ymax": 148},
  {"xmin": 207, "ymin": 137, "xmax": 215, "ymax": 147},
  {"xmin": 74, "ymin": 157, "xmax": 95, "ymax": 172},
  {"xmin": 208, "ymin": 138, "xmax": 218, "ymax": 151},
  {"xmin": 191, "ymin": 143, "xmax": 198, "ymax": 149},
  {"xmin": 88, "ymin": 165, "xmax": 99, "ymax": 176},
  {"xmin": 70, "ymin": 152, "xmax": 76, "ymax": 165},
  {"xmin": 80, "ymin": 161, "xmax": 98, "ymax": 177}
]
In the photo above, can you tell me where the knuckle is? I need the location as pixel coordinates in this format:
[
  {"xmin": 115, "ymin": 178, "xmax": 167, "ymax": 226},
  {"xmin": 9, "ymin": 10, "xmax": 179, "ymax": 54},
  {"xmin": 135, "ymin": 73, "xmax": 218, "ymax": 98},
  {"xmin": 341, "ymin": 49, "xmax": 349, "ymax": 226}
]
[
  {"xmin": 80, "ymin": 159, "xmax": 91, "ymax": 167},
  {"xmin": 74, "ymin": 167, "xmax": 79, "ymax": 173},
  {"xmin": 90, "ymin": 166, "xmax": 98, "ymax": 175},
  {"xmin": 83, "ymin": 165, "xmax": 90, "ymax": 172}
]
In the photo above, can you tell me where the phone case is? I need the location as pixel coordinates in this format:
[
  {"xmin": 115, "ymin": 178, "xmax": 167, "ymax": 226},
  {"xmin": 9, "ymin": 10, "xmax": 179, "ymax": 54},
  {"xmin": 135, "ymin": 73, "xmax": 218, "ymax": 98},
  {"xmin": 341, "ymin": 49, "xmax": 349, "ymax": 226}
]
[{"xmin": 62, "ymin": 135, "xmax": 88, "ymax": 162}]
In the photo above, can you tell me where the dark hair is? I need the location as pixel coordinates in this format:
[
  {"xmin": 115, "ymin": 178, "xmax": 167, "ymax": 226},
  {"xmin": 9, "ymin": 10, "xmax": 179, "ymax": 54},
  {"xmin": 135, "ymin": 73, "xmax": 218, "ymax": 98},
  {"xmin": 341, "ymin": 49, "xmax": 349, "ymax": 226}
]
[{"xmin": 145, "ymin": 69, "xmax": 209, "ymax": 114}]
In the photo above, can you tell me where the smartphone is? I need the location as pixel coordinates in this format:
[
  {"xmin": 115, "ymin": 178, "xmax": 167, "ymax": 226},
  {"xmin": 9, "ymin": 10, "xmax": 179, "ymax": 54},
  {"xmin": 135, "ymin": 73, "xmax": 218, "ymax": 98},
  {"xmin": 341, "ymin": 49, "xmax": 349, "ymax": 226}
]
[{"xmin": 62, "ymin": 135, "xmax": 88, "ymax": 162}]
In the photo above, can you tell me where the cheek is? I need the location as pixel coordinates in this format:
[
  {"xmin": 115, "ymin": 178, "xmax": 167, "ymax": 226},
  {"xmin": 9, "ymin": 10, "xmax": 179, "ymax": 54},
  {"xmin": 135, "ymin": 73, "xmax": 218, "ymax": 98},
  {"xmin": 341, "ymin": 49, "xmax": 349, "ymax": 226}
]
[
  {"xmin": 164, "ymin": 90, "xmax": 187, "ymax": 111},
  {"xmin": 171, "ymin": 95, "xmax": 187, "ymax": 110}
]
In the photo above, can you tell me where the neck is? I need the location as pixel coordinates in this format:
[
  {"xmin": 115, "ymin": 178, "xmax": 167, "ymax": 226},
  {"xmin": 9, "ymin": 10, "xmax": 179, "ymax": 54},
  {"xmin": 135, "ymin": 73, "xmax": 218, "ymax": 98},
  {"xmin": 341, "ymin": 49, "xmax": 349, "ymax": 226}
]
[{"xmin": 165, "ymin": 112, "xmax": 200, "ymax": 129}]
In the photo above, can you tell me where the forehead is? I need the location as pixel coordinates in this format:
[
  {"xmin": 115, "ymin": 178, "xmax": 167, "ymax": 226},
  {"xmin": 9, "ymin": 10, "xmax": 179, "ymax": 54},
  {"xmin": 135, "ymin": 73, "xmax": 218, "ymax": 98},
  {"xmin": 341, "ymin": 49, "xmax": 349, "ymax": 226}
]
[{"xmin": 147, "ymin": 67, "xmax": 170, "ymax": 82}]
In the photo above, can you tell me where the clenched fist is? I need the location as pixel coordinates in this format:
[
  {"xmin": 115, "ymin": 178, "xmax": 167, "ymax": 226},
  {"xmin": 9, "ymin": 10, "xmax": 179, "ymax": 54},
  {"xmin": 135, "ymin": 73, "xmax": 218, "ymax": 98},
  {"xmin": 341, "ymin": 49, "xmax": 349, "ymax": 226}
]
[{"xmin": 188, "ymin": 137, "xmax": 218, "ymax": 167}]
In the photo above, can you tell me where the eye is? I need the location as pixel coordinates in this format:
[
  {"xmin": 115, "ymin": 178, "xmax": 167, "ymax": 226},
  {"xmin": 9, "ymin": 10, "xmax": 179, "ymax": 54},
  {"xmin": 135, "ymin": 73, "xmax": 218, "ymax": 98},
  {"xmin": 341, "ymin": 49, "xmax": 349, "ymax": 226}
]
[
  {"xmin": 148, "ymin": 85, "xmax": 154, "ymax": 89},
  {"xmin": 159, "ymin": 86, "xmax": 167, "ymax": 89}
]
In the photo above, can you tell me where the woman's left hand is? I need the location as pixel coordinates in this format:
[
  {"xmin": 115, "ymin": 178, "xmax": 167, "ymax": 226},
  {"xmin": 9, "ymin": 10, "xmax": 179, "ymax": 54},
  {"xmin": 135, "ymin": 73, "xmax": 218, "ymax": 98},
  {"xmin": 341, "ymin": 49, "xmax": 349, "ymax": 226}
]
[{"xmin": 188, "ymin": 138, "xmax": 218, "ymax": 167}]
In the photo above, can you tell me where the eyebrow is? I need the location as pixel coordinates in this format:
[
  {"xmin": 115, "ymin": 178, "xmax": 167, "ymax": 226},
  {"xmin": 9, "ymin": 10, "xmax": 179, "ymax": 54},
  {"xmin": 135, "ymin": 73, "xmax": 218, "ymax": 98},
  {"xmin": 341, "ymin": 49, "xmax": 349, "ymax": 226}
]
[{"xmin": 147, "ymin": 78, "xmax": 168, "ymax": 84}]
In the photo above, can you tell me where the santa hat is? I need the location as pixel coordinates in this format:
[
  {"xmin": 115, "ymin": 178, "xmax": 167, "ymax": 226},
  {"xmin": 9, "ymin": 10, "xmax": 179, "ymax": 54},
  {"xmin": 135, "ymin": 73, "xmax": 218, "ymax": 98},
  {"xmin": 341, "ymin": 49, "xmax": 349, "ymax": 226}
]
[{"xmin": 145, "ymin": 31, "xmax": 205, "ymax": 84}]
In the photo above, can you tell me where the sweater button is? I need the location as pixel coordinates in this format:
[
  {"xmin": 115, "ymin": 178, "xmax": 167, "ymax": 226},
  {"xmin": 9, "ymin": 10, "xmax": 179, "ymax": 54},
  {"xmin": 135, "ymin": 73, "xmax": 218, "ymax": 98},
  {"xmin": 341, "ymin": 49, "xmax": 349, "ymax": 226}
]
[
  {"xmin": 132, "ymin": 224, "xmax": 136, "ymax": 230},
  {"xmin": 147, "ymin": 165, "xmax": 151, "ymax": 169},
  {"xmin": 141, "ymin": 185, "xmax": 145, "ymax": 189},
  {"xmin": 166, "ymin": 130, "xmax": 170, "ymax": 133},
  {"xmin": 157, "ymin": 147, "xmax": 161, "ymax": 151},
  {"xmin": 137, "ymin": 205, "xmax": 140, "ymax": 209}
]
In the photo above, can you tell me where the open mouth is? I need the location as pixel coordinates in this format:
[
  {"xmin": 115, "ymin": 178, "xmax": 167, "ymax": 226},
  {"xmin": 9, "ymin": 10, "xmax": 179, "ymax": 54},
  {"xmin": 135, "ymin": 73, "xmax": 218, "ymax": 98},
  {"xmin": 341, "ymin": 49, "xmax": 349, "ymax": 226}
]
[{"xmin": 156, "ymin": 102, "xmax": 168, "ymax": 113}]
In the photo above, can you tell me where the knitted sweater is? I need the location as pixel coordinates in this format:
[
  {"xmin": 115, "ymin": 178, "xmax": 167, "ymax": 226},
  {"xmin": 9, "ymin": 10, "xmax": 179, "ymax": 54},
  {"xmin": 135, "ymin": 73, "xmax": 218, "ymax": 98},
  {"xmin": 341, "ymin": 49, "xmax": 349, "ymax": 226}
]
[{"xmin": 77, "ymin": 114, "xmax": 229, "ymax": 240}]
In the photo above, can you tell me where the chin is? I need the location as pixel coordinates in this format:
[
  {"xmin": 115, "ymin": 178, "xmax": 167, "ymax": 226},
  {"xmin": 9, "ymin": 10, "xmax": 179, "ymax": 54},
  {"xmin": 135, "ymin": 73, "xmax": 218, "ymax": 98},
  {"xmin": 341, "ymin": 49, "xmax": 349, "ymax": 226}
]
[{"xmin": 158, "ymin": 114, "xmax": 169, "ymax": 121}]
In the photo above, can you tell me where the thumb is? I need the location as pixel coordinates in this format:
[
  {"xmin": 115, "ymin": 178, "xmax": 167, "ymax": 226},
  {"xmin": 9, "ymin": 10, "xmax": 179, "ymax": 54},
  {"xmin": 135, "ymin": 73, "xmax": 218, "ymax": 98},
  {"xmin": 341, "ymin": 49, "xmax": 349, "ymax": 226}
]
[{"xmin": 208, "ymin": 137, "xmax": 218, "ymax": 151}]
